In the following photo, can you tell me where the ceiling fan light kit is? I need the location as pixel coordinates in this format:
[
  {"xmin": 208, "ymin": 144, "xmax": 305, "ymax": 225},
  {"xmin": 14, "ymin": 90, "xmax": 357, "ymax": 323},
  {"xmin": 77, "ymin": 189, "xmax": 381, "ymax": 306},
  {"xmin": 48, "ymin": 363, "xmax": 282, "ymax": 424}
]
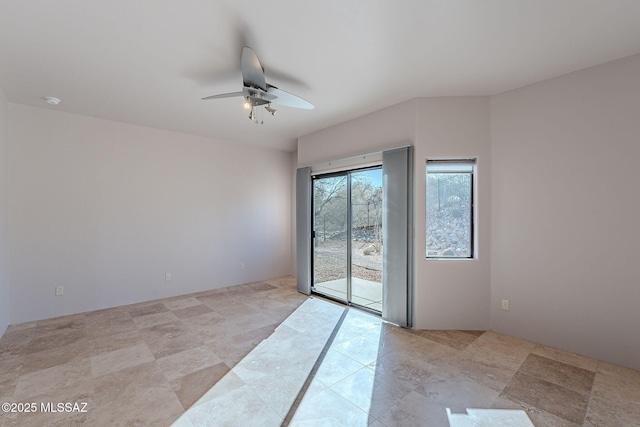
[
  {"xmin": 43, "ymin": 96, "xmax": 61, "ymax": 105},
  {"xmin": 202, "ymin": 47, "xmax": 313, "ymax": 124}
]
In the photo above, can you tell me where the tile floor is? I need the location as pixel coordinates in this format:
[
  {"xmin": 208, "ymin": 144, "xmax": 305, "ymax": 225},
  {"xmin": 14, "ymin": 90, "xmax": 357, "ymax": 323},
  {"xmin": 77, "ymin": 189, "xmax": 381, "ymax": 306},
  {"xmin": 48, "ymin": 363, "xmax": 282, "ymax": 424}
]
[{"xmin": 0, "ymin": 276, "xmax": 639, "ymax": 426}]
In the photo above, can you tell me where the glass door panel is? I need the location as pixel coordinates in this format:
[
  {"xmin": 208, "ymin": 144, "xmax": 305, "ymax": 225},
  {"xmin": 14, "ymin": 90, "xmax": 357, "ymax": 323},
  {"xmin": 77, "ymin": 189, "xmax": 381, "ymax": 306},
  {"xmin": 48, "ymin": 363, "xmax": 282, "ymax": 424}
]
[
  {"xmin": 350, "ymin": 168, "xmax": 383, "ymax": 312},
  {"xmin": 312, "ymin": 167, "xmax": 383, "ymax": 313},
  {"xmin": 313, "ymin": 174, "xmax": 348, "ymax": 302}
]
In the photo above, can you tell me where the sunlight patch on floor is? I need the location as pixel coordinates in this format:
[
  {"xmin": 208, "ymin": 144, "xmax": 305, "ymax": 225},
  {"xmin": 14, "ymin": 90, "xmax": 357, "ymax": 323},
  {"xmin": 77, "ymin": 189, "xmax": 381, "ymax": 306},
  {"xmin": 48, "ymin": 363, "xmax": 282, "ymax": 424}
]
[
  {"xmin": 171, "ymin": 298, "xmax": 346, "ymax": 426},
  {"xmin": 447, "ymin": 408, "xmax": 534, "ymax": 426}
]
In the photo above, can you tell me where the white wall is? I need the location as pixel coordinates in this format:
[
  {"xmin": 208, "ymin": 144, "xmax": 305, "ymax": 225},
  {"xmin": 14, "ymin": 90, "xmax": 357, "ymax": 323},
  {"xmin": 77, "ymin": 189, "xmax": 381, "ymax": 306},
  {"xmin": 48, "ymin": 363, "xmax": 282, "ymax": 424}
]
[
  {"xmin": 298, "ymin": 100, "xmax": 417, "ymax": 166},
  {"xmin": 0, "ymin": 90, "xmax": 8, "ymax": 335},
  {"xmin": 415, "ymin": 97, "xmax": 491, "ymax": 330},
  {"xmin": 297, "ymin": 97, "xmax": 491, "ymax": 330},
  {"xmin": 8, "ymin": 104, "xmax": 292, "ymax": 323},
  {"xmin": 491, "ymin": 54, "xmax": 640, "ymax": 370}
]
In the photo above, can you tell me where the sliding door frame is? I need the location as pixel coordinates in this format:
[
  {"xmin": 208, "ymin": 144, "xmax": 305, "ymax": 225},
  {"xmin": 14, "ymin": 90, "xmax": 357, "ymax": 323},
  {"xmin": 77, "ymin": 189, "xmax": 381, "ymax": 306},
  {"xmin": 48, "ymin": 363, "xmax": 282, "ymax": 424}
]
[
  {"xmin": 311, "ymin": 165, "xmax": 383, "ymax": 313},
  {"xmin": 297, "ymin": 145, "xmax": 413, "ymax": 326}
]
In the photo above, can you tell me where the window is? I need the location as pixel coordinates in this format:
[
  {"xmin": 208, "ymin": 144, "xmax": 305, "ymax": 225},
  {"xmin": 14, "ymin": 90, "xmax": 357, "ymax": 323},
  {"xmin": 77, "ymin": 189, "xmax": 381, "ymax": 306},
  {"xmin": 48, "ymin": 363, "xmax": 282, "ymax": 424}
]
[{"xmin": 426, "ymin": 159, "xmax": 475, "ymax": 258}]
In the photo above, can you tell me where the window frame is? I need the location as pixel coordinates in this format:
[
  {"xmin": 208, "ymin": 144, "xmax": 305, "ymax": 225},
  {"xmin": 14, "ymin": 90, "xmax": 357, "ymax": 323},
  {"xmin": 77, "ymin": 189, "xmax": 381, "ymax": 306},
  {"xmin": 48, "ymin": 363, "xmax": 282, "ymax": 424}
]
[{"xmin": 425, "ymin": 159, "xmax": 476, "ymax": 260}]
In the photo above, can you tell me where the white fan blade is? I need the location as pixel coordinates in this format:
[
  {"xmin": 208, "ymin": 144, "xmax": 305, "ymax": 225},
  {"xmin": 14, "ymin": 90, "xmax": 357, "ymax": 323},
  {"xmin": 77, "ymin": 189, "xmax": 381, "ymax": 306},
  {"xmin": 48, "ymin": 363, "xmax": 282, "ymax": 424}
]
[
  {"xmin": 242, "ymin": 47, "xmax": 267, "ymax": 91},
  {"xmin": 267, "ymin": 86, "xmax": 314, "ymax": 109},
  {"xmin": 201, "ymin": 91, "xmax": 244, "ymax": 100}
]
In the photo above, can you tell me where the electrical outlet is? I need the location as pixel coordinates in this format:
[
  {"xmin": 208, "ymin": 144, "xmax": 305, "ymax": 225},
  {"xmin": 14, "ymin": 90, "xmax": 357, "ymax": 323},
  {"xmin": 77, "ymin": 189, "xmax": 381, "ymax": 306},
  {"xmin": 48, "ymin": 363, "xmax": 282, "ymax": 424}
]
[
  {"xmin": 501, "ymin": 299, "xmax": 510, "ymax": 311},
  {"xmin": 240, "ymin": 263, "xmax": 246, "ymax": 270},
  {"xmin": 165, "ymin": 273, "xmax": 171, "ymax": 281},
  {"xmin": 55, "ymin": 286, "xmax": 64, "ymax": 296}
]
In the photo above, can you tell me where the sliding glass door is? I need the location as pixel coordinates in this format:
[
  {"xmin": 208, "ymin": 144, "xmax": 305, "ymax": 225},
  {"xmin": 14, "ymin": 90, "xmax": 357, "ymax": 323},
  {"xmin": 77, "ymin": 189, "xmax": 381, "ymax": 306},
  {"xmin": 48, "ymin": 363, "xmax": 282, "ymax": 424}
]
[
  {"xmin": 312, "ymin": 167, "xmax": 383, "ymax": 312},
  {"xmin": 312, "ymin": 173, "xmax": 349, "ymax": 301}
]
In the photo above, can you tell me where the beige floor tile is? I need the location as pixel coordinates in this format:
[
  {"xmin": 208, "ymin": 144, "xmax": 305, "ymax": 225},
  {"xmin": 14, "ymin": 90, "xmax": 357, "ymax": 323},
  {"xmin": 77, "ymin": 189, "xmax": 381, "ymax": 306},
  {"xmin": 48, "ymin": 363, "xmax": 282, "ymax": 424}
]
[
  {"xmin": 92, "ymin": 385, "xmax": 184, "ymax": 426},
  {"xmin": 87, "ymin": 329, "xmax": 144, "ymax": 356},
  {"xmin": 314, "ymin": 348, "xmax": 366, "ymax": 387},
  {"xmin": 2, "ymin": 276, "xmax": 640, "ymax": 426},
  {"xmin": 500, "ymin": 371, "xmax": 589, "ymax": 424},
  {"xmin": 372, "ymin": 322, "xmax": 425, "ymax": 351},
  {"xmin": 3, "ymin": 381, "xmax": 95, "ymax": 427},
  {"xmin": 27, "ymin": 328, "xmax": 86, "ymax": 353},
  {"xmin": 229, "ymin": 322, "xmax": 278, "ymax": 345},
  {"xmin": 289, "ymin": 388, "xmax": 370, "ymax": 427},
  {"xmin": 171, "ymin": 303, "xmax": 213, "ymax": 319},
  {"xmin": 492, "ymin": 396, "xmax": 580, "ymax": 427},
  {"xmin": 340, "ymin": 309, "xmax": 382, "ymax": 335},
  {"xmin": 157, "ymin": 344, "xmax": 223, "ymax": 381},
  {"xmin": 180, "ymin": 314, "xmax": 242, "ymax": 344},
  {"xmin": 395, "ymin": 334, "xmax": 460, "ymax": 376},
  {"xmin": 93, "ymin": 360, "xmax": 168, "ymax": 406},
  {"xmin": 247, "ymin": 281, "xmax": 279, "ymax": 292},
  {"xmin": 163, "ymin": 297, "xmax": 203, "ymax": 311},
  {"xmin": 518, "ymin": 353, "xmax": 595, "ymax": 395},
  {"xmin": 83, "ymin": 309, "xmax": 131, "ymax": 327},
  {"xmin": 139, "ymin": 321, "xmax": 204, "ymax": 359},
  {"xmin": 248, "ymin": 365, "xmax": 310, "ymax": 415},
  {"xmin": 206, "ymin": 334, "xmax": 264, "ymax": 368},
  {"xmin": 583, "ymin": 396, "xmax": 640, "ymax": 427},
  {"xmin": 13, "ymin": 358, "xmax": 92, "ymax": 400},
  {"xmin": 330, "ymin": 366, "xmax": 412, "ymax": 419},
  {"xmin": 592, "ymin": 361, "xmax": 640, "ymax": 403},
  {"xmin": 420, "ymin": 330, "xmax": 484, "ymax": 350},
  {"xmin": 171, "ymin": 362, "xmax": 230, "ymax": 410},
  {"xmin": 469, "ymin": 331, "xmax": 536, "ymax": 358},
  {"xmin": 131, "ymin": 310, "xmax": 179, "ymax": 329},
  {"xmin": 368, "ymin": 349, "xmax": 433, "ymax": 391},
  {"xmin": 3, "ymin": 321, "xmax": 37, "ymax": 333},
  {"xmin": 449, "ymin": 348, "xmax": 522, "ymax": 392},
  {"xmin": 32, "ymin": 315, "xmax": 85, "ymax": 337},
  {"xmin": 0, "ymin": 331, "xmax": 33, "ymax": 357},
  {"xmin": 84, "ymin": 314, "xmax": 138, "ymax": 339},
  {"xmin": 254, "ymin": 325, "xmax": 324, "ymax": 373},
  {"xmin": 210, "ymin": 301, "xmax": 260, "ymax": 318},
  {"xmin": 232, "ymin": 342, "xmax": 302, "ymax": 383},
  {"xmin": 170, "ymin": 413, "xmax": 196, "ymax": 427},
  {"xmin": 21, "ymin": 337, "xmax": 89, "ymax": 374},
  {"xmin": 127, "ymin": 302, "xmax": 169, "ymax": 318},
  {"xmin": 195, "ymin": 293, "xmax": 239, "ymax": 310},
  {"xmin": 531, "ymin": 343, "xmax": 599, "ymax": 372},
  {"xmin": 227, "ymin": 311, "xmax": 280, "ymax": 332},
  {"xmin": 332, "ymin": 334, "xmax": 389, "ymax": 366},
  {"xmin": 0, "ymin": 353, "xmax": 24, "ymax": 380},
  {"xmin": 194, "ymin": 370, "xmax": 246, "ymax": 405},
  {"xmin": 377, "ymin": 390, "xmax": 450, "ymax": 427},
  {"xmin": 416, "ymin": 372, "xmax": 500, "ymax": 413},
  {"xmin": 187, "ymin": 382, "xmax": 282, "ymax": 427},
  {"xmin": 449, "ymin": 407, "xmax": 535, "ymax": 427},
  {"xmin": 89, "ymin": 342, "xmax": 155, "ymax": 377},
  {"xmin": 244, "ymin": 295, "xmax": 290, "ymax": 312}
]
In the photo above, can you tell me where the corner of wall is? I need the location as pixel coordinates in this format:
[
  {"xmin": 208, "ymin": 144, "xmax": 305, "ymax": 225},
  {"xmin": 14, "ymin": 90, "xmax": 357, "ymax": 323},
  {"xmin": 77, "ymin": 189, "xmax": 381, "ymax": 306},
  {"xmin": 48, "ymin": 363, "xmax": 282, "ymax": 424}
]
[
  {"xmin": 290, "ymin": 149, "xmax": 298, "ymax": 277},
  {"xmin": 0, "ymin": 89, "xmax": 9, "ymax": 336}
]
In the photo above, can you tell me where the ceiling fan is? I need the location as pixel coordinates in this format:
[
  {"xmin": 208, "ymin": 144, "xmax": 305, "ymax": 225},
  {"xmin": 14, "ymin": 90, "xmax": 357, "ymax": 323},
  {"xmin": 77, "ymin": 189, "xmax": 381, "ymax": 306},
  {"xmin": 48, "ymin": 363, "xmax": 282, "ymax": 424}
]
[{"xmin": 202, "ymin": 47, "xmax": 314, "ymax": 124}]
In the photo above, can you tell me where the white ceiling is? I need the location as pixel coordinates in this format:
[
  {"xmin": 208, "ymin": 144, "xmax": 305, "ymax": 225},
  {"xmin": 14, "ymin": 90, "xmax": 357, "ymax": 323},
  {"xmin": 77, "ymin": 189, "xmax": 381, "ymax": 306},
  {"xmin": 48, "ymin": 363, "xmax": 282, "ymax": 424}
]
[{"xmin": 1, "ymin": 1, "xmax": 639, "ymax": 152}]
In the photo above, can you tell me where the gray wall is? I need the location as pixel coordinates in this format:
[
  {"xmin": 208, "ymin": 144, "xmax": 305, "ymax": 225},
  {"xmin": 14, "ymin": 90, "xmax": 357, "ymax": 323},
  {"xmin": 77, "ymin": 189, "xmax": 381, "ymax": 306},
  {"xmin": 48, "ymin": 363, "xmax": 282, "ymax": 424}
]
[
  {"xmin": 490, "ymin": 53, "xmax": 640, "ymax": 370},
  {"xmin": 7, "ymin": 104, "xmax": 293, "ymax": 323},
  {"xmin": 0, "ymin": 90, "xmax": 8, "ymax": 335}
]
